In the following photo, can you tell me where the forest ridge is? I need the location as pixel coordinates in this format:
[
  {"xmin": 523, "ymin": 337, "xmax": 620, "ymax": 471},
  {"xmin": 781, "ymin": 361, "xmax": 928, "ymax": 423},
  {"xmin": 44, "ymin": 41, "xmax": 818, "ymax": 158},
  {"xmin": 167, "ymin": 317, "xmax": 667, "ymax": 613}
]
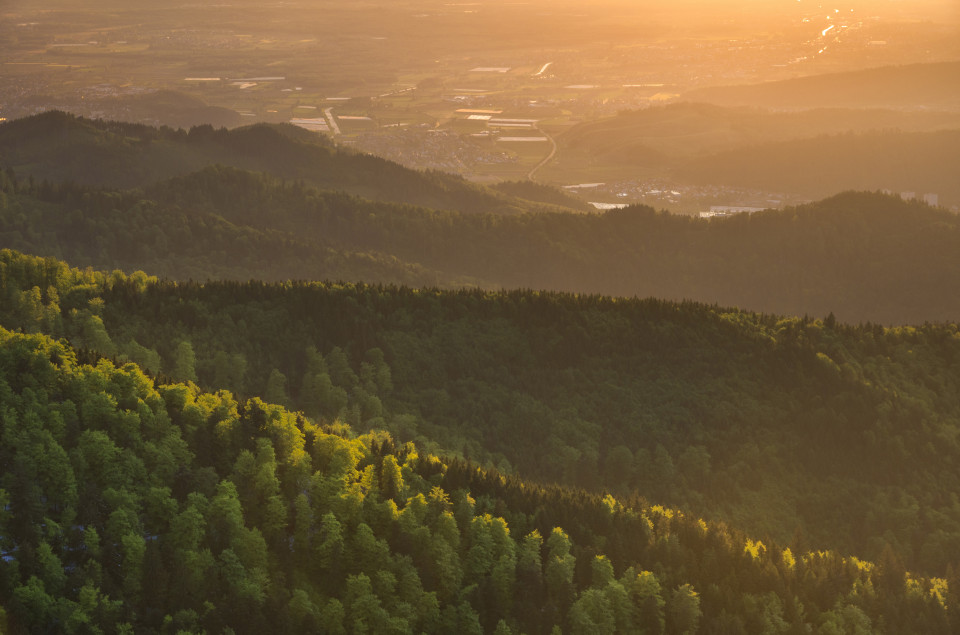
[{"xmin": 0, "ymin": 251, "xmax": 957, "ymax": 633}]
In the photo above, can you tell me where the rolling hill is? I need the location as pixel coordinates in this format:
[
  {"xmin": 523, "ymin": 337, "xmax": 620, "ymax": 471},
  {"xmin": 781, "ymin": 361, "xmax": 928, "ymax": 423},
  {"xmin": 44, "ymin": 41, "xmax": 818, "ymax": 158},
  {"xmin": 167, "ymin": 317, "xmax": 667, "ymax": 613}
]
[
  {"xmin": 547, "ymin": 102, "xmax": 960, "ymax": 194},
  {"xmin": 555, "ymin": 102, "xmax": 960, "ymax": 164},
  {"xmin": 0, "ymin": 111, "xmax": 581, "ymax": 217},
  {"xmin": 675, "ymin": 129, "xmax": 960, "ymax": 206},
  {"xmin": 545, "ymin": 102, "xmax": 960, "ymax": 198},
  {"xmin": 681, "ymin": 61, "xmax": 960, "ymax": 111}
]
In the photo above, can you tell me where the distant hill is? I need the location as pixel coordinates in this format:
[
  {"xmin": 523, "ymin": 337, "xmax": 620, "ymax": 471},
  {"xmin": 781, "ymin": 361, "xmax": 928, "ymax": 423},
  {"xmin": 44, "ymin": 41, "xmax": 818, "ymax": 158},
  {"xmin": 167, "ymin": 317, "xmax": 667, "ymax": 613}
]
[
  {"xmin": 552, "ymin": 101, "xmax": 960, "ymax": 168},
  {"xmin": 0, "ymin": 111, "xmax": 581, "ymax": 216},
  {"xmin": 676, "ymin": 129, "xmax": 960, "ymax": 205},
  {"xmin": 4, "ymin": 167, "xmax": 960, "ymax": 324},
  {"xmin": 682, "ymin": 62, "xmax": 960, "ymax": 110},
  {"xmin": 91, "ymin": 89, "xmax": 243, "ymax": 129}
]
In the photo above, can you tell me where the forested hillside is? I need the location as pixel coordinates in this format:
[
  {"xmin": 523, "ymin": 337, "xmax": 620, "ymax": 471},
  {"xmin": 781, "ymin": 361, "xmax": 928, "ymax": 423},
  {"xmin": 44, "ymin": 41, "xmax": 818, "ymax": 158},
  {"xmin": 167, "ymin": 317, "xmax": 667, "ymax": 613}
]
[
  {"xmin": 5, "ymin": 250, "xmax": 960, "ymax": 587},
  {"xmin": 0, "ymin": 111, "xmax": 576, "ymax": 216},
  {"xmin": 4, "ymin": 107, "xmax": 960, "ymax": 632},
  {"xmin": 3, "ymin": 168, "xmax": 960, "ymax": 324},
  {"xmin": 0, "ymin": 168, "xmax": 462, "ymax": 287},
  {"xmin": 0, "ymin": 325, "xmax": 952, "ymax": 633}
]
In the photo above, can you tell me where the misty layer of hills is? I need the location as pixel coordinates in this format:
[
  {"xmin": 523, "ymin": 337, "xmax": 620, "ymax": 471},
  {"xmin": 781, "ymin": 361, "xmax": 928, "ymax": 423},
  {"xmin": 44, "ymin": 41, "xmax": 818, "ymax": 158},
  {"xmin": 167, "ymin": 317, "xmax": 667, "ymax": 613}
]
[
  {"xmin": 681, "ymin": 62, "xmax": 960, "ymax": 111},
  {"xmin": 3, "ymin": 103, "xmax": 960, "ymax": 633},
  {"xmin": 0, "ymin": 111, "xmax": 574, "ymax": 217},
  {"xmin": 1, "ymin": 113, "xmax": 959, "ymax": 324},
  {"xmin": 676, "ymin": 129, "xmax": 960, "ymax": 203},
  {"xmin": 554, "ymin": 101, "xmax": 960, "ymax": 206}
]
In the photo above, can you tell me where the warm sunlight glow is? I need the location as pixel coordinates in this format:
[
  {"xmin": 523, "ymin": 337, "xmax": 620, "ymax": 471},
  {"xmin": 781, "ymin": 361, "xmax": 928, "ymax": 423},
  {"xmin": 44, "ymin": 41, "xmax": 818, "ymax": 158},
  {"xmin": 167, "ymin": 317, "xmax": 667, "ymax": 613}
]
[{"xmin": 1, "ymin": 0, "xmax": 960, "ymax": 632}]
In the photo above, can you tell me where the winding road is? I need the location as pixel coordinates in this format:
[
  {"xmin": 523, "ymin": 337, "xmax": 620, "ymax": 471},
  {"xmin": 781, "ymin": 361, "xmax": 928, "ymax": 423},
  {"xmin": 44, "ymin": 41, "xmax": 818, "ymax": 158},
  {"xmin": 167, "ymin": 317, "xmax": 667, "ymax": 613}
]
[
  {"xmin": 526, "ymin": 124, "xmax": 558, "ymax": 181},
  {"xmin": 533, "ymin": 61, "xmax": 553, "ymax": 77}
]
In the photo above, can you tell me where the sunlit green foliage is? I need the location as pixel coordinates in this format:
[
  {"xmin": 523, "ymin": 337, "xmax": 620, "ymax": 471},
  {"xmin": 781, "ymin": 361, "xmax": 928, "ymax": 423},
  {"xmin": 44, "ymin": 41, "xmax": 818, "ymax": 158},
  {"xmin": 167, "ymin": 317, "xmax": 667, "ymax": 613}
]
[
  {"xmin": 5, "ymin": 248, "xmax": 960, "ymax": 582},
  {"xmin": 0, "ymin": 326, "xmax": 954, "ymax": 632}
]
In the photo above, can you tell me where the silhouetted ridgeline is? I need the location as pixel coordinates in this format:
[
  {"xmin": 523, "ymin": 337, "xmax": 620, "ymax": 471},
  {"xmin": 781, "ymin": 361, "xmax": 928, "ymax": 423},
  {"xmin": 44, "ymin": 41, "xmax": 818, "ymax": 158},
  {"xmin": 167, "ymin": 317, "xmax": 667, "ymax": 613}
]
[{"xmin": 0, "ymin": 111, "xmax": 579, "ymax": 216}]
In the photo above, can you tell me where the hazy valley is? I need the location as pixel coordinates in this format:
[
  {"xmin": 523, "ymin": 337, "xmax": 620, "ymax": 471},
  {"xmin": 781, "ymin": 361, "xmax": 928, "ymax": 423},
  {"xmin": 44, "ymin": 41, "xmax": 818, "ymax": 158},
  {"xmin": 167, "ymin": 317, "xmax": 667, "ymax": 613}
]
[{"xmin": 1, "ymin": 0, "xmax": 960, "ymax": 633}]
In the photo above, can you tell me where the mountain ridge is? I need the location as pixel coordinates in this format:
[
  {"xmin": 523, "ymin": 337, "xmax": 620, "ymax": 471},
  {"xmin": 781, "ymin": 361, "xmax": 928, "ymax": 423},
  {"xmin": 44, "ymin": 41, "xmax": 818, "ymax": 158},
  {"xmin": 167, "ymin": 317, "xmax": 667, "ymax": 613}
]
[{"xmin": 0, "ymin": 111, "xmax": 581, "ymax": 217}]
